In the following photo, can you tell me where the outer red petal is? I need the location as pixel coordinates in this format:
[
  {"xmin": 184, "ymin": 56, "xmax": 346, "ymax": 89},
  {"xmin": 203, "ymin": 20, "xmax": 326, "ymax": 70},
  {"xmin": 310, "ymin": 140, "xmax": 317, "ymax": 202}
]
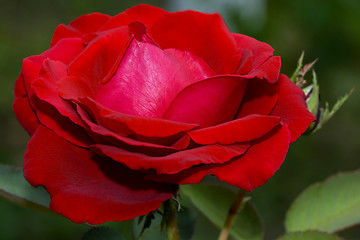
[
  {"xmin": 95, "ymin": 36, "xmax": 215, "ymax": 118},
  {"xmin": 147, "ymin": 125, "xmax": 290, "ymax": 191},
  {"xmin": 76, "ymin": 104, "xmax": 178, "ymax": 156},
  {"xmin": 210, "ymin": 125, "xmax": 290, "ymax": 190},
  {"xmin": 163, "ymin": 76, "xmax": 247, "ymax": 127},
  {"xmin": 233, "ymin": 34, "xmax": 281, "ymax": 83},
  {"xmin": 244, "ymin": 56, "xmax": 281, "ymax": 83},
  {"xmin": 68, "ymin": 26, "xmax": 130, "ymax": 91},
  {"xmin": 51, "ymin": 13, "xmax": 111, "ymax": 46},
  {"xmin": 271, "ymin": 74, "xmax": 316, "ymax": 142},
  {"xmin": 148, "ymin": 10, "xmax": 241, "ymax": 74},
  {"xmin": 28, "ymin": 94, "xmax": 92, "ymax": 148},
  {"xmin": 100, "ymin": 4, "xmax": 167, "ymax": 31},
  {"xmin": 236, "ymin": 78, "xmax": 278, "ymax": 118},
  {"xmin": 76, "ymin": 98, "xmax": 199, "ymax": 139},
  {"xmin": 32, "ymin": 60, "xmax": 84, "ymax": 126},
  {"xmin": 24, "ymin": 126, "xmax": 173, "ymax": 224},
  {"xmin": 21, "ymin": 38, "xmax": 84, "ymax": 97},
  {"xmin": 92, "ymin": 143, "xmax": 250, "ymax": 175},
  {"xmin": 234, "ymin": 34, "xmax": 274, "ymax": 72},
  {"xmin": 13, "ymin": 73, "xmax": 39, "ymax": 135},
  {"xmin": 188, "ymin": 115, "xmax": 280, "ymax": 144},
  {"xmin": 20, "ymin": 38, "xmax": 89, "ymax": 147}
]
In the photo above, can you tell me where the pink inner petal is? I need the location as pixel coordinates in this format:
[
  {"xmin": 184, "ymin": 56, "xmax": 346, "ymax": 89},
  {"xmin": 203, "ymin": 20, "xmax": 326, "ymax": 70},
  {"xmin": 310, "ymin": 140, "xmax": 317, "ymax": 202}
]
[{"xmin": 95, "ymin": 36, "xmax": 215, "ymax": 119}]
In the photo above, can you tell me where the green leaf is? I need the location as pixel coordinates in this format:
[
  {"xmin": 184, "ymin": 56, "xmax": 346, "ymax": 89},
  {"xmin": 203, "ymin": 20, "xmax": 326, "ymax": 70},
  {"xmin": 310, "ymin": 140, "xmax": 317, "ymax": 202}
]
[
  {"xmin": 305, "ymin": 70, "xmax": 320, "ymax": 117},
  {"xmin": 291, "ymin": 51, "xmax": 317, "ymax": 87},
  {"xmin": 177, "ymin": 206, "xmax": 196, "ymax": 240},
  {"xmin": 105, "ymin": 220, "xmax": 134, "ymax": 240},
  {"xmin": 138, "ymin": 211, "xmax": 157, "ymax": 238},
  {"xmin": 133, "ymin": 213, "xmax": 166, "ymax": 240},
  {"xmin": 303, "ymin": 70, "xmax": 321, "ymax": 133},
  {"xmin": 285, "ymin": 171, "xmax": 360, "ymax": 233},
  {"xmin": 181, "ymin": 184, "xmax": 263, "ymax": 240},
  {"xmin": 290, "ymin": 51, "xmax": 305, "ymax": 84},
  {"xmin": 0, "ymin": 164, "xmax": 50, "ymax": 211},
  {"xmin": 277, "ymin": 231, "xmax": 343, "ymax": 240},
  {"xmin": 133, "ymin": 204, "xmax": 196, "ymax": 240},
  {"xmin": 82, "ymin": 227, "xmax": 125, "ymax": 240}
]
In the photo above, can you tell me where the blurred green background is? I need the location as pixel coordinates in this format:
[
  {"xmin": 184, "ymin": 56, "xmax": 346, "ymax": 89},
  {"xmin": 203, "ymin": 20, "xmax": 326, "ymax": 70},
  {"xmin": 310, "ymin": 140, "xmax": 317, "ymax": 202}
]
[{"xmin": 0, "ymin": 0, "xmax": 359, "ymax": 239}]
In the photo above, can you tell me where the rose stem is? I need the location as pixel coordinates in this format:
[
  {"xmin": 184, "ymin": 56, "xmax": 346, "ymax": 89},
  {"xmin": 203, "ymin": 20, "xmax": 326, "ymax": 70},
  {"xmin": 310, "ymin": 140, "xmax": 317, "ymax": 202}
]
[
  {"xmin": 217, "ymin": 189, "xmax": 247, "ymax": 240},
  {"xmin": 165, "ymin": 199, "xmax": 180, "ymax": 240}
]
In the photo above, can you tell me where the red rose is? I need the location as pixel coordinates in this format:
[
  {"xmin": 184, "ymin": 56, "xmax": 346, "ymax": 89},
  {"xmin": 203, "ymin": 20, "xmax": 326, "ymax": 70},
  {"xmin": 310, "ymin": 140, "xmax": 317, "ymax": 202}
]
[{"xmin": 13, "ymin": 4, "xmax": 315, "ymax": 224}]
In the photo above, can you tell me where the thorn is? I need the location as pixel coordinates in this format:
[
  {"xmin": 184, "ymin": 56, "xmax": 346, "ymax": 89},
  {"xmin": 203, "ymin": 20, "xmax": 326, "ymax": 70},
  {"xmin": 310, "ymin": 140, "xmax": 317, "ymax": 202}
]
[{"xmin": 171, "ymin": 196, "xmax": 181, "ymax": 211}]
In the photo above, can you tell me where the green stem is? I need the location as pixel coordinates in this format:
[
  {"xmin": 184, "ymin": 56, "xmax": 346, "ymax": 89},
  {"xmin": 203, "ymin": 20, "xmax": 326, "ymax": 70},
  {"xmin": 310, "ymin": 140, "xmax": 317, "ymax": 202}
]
[
  {"xmin": 164, "ymin": 199, "xmax": 179, "ymax": 240},
  {"xmin": 217, "ymin": 189, "xmax": 247, "ymax": 240}
]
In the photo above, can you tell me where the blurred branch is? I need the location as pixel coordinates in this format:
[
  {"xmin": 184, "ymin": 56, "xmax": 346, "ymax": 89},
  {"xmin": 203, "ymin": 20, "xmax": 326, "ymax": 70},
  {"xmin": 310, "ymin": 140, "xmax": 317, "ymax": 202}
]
[{"xmin": 217, "ymin": 189, "xmax": 247, "ymax": 240}]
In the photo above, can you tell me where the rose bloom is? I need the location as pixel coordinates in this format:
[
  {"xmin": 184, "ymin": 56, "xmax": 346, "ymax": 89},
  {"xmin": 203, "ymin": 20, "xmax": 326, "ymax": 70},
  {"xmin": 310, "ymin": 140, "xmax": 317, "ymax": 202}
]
[{"xmin": 13, "ymin": 4, "xmax": 315, "ymax": 224}]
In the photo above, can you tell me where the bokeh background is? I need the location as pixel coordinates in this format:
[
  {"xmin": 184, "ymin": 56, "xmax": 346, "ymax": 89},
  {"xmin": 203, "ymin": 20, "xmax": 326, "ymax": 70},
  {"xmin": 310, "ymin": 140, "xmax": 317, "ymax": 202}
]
[{"xmin": 0, "ymin": 0, "xmax": 359, "ymax": 239}]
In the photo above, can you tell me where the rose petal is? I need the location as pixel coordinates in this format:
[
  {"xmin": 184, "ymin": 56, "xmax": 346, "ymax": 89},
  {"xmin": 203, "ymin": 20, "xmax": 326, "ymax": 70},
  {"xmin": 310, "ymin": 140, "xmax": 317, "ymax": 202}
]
[
  {"xmin": 24, "ymin": 126, "xmax": 173, "ymax": 224},
  {"xmin": 57, "ymin": 76, "xmax": 95, "ymax": 100},
  {"xmin": 163, "ymin": 76, "xmax": 247, "ymax": 127},
  {"xmin": 68, "ymin": 26, "xmax": 131, "ymax": 90},
  {"xmin": 171, "ymin": 135, "xmax": 191, "ymax": 150},
  {"xmin": 147, "ymin": 125, "xmax": 290, "ymax": 191},
  {"xmin": 51, "ymin": 13, "xmax": 111, "ymax": 46},
  {"xmin": 245, "ymin": 56, "xmax": 281, "ymax": 83},
  {"xmin": 28, "ymin": 95, "xmax": 92, "ymax": 148},
  {"xmin": 95, "ymin": 36, "xmax": 215, "ymax": 119},
  {"xmin": 271, "ymin": 74, "xmax": 316, "ymax": 142},
  {"xmin": 233, "ymin": 33, "xmax": 281, "ymax": 83},
  {"xmin": 236, "ymin": 49, "xmax": 253, "ymax": 75},
  {"xmin": 20, "ymin": 39, "xmax": 90, "ymax": 147},
  {"xmin": 148, "ymin": 10, "xmax": 241, "ymax": 74},
  {"xmin": 93, "ymin": 143, "xmax": 250, "ymax": 175},
  {"xmin": 76, "ymin": 104, "xmax": 178, "ymax": 156},
  {"xmin": 13, "ymin": 73, "xmax": 39, "ymax": 135},
  {"xmin": 188, "ymin": 114, "xmax": 280, "ymax": 144},
  {"xmin": 21, "ymin": 38, "xmax": 84, "ymax": 96},
  {"xmin": 233, "ymin": 33, "xmax": 274, "ymax": 73},
  {"xmin": 32, "ymin": 60, "xmax": 83, "ymax": 126},
  {"xmin": 100, "ymin": 4, "xmax": 166, "ymax": 31},
  {"xmin": 78, "ymin": 98, "xmax": 199, "ymax": 139},
  {"xmin": 237, "ymin": 78, "xmax": 279, "ymax": 118},
  {"xmin": 209, "ymin": 125, "xmax": 290, "ymax": 190}
]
